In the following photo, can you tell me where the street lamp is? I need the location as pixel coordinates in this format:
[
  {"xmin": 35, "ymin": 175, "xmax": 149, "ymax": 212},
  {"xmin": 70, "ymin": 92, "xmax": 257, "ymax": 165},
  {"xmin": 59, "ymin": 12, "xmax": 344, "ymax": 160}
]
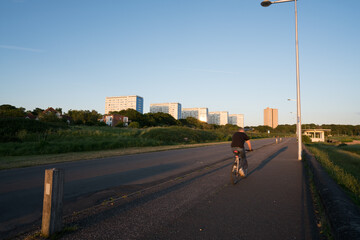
[
  {"xmin": 261, "ymin": 0, "xmax": 295, "ymax": 7},
  {"xmin": 261, "ymin": 0, "xmax": 302, "ymax": 160}
]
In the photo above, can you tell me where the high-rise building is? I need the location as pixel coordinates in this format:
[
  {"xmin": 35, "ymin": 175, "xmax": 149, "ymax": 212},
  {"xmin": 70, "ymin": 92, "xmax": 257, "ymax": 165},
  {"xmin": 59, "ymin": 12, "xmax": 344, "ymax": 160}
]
[
  {"xmin": 150, "ymin": 103, "xmax": 182, "ymax": 120},
  {"xmin": 208, "ymin": 111, "xmax": 229, "ymax": 125},
  {"xmin": 182, "ymin": 108, "xmax": 208, "ymax": 122},
  {"xmin": 229, "ymin": 114, "xmax": 244, "ymax": 128},
  {"xmin": 264, "ymin": 107, "xmax": 278, "ymax": 128},
  {"xmin": 105, "ymin": 95, "xmax": 143, "ymax": 114}
]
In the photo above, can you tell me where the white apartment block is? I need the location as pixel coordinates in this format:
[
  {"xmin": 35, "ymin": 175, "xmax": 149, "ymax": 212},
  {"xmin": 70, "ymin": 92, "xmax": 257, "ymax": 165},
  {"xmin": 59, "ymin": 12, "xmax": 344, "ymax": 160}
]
[
  {"xmin": 182, "ymin": 108, "xmax": 208, "ymax": 123},
  {"xmin": 229, "ymin": 114, "xmax": 244, "ymax": 128},
  {"xmin": 208, "ymin": 111, "xmax": 229, "ymax": 125},
  {"xmin": 150, "ymin": 103, "xmax": 182, "ymax": 120},
  {"xmin": 105, "ymin": 95, "xmax": 143, "ymax": 114}
]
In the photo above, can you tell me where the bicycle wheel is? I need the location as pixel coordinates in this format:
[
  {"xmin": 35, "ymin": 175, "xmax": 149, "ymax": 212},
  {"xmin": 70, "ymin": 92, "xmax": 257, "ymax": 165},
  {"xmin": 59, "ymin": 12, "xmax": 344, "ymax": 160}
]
[
  {"xmin": 230, "ymin": 158, "xmax": 241, "ymax": 185},
  {"xmin": 238, "ymin": 158, "xmax": 247, "ymax": 178}
]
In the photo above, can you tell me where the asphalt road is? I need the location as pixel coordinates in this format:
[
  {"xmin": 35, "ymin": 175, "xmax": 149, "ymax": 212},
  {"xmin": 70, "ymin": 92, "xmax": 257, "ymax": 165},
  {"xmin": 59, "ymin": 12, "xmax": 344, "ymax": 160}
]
[
  {"xmin": 1, "ymin": 138, "xmax": 277, "ymax": 238},
  {"xmin": 57, "ymin": 137, "xmax": 318, "ymax": 240}
]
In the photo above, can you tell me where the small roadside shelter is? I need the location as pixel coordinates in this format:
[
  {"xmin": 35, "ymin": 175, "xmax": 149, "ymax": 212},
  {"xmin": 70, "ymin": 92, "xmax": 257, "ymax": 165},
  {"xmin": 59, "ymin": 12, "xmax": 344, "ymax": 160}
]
[{"xmin": 303, "ymin": 129, "xmax": 331, "ymax": 142}]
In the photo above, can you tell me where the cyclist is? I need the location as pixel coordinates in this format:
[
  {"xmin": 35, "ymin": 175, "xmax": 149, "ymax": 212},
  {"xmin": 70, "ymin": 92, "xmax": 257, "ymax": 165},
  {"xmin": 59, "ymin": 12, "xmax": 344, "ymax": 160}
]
[{"xmin": 231, "ymin": 127, "xmax": 252, "ymax": 176}]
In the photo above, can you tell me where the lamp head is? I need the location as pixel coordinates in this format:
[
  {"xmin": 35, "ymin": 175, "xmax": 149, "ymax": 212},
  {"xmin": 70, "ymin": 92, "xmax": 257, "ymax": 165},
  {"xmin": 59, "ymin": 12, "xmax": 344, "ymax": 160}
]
[{"xmin": 261, "ymin": 1, "xmax": 272, "ymax": 7}]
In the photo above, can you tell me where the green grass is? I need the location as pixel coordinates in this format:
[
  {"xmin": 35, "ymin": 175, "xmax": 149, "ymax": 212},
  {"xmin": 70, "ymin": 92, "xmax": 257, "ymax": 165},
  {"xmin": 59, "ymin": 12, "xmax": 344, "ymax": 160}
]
[
  {"xmin": 0, "ymin": 142, "xmax": 229, "ymax": 170},
  {"xmin": 140, "ymin": 126, "xmax": 219, "ymax": 143},
  {"xmin": 0, "ymin": 126, "xmax": 231, "ymax": 157},
  {"xmin": 339, "ymin": 144, "xmax": 360, "ymax": 155},
  {"xmin": 306, "ymin": 143, "xmax": 360, "ymax": 205},
  {"xmin": 328, "ymin": 135, "xmax": 360, "ymax": 143},
  {"xmin": 0, "ymin": 123, "xmax": 267, "ymax": 169},
  {"xmin": 303, "ymin": 153, "xmax": 334, "ymax": 239},
  {"xmin": 0, "ymin": 133, "xmax": 162, "ymax": 156}
]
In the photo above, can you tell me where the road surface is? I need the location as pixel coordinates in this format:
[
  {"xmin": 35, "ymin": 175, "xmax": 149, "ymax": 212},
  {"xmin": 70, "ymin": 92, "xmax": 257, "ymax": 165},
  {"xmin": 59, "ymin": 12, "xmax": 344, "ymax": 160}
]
[
  {"xmin": 1, "ymin": 138, "xmax": 319, "ymax": 239},
  {"xmin": 1, "ymin": 138, "xmax": 274, "ymax": 237}
]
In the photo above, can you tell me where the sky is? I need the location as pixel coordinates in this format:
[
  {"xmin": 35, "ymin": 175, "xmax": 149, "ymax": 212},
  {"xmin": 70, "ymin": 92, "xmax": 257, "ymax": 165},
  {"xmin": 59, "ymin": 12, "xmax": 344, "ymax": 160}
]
[{"xmin": 1, "ymin": 0, "xmax": 359, "ymax": 126}]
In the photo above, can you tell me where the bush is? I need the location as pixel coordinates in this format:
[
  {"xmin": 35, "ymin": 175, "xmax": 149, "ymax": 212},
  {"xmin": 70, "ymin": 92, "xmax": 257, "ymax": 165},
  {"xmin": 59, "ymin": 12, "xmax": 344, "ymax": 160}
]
[
  {"xmin": 0, "ymin": 118, "xmax": 68, "ymax": 142},
  {"xmin": 302, "ymin": 135, "xmax": 312, "ymax": 144},
  {"xmin": 115, "ymin": 121, "xmax": 125, "ymax": 128},
  {"xmin": 129, "ymin": 122, "xmax": 140, "ymax": 128}
]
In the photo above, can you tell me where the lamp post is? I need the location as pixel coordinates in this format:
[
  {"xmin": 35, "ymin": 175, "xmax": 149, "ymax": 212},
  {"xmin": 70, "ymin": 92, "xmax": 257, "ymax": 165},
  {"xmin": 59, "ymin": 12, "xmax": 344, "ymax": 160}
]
[{"xmin": 261, "ymin": 0, "xmax": 302, "ymax": 160}]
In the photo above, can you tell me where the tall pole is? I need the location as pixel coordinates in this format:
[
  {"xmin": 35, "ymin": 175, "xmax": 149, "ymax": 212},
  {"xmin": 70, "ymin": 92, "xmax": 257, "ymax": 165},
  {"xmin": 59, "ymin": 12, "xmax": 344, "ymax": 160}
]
[
  {"xmin": 294, "ymin": 0, "xmax": 302, "ymax": 160},
  {"xmin": 261, "ymin": 0, "xmax": 302, "ymax": 160},
  {"xmin": 295, "ymin": 0, "xmax": 302, "ymax": 160}
]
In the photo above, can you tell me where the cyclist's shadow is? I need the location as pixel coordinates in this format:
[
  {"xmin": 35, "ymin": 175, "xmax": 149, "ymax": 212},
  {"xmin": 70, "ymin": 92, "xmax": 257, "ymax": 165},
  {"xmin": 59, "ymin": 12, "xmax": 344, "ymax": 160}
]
[{"xmin": 246, "ymin": 146, "xmax": 288, "ymax": 178}]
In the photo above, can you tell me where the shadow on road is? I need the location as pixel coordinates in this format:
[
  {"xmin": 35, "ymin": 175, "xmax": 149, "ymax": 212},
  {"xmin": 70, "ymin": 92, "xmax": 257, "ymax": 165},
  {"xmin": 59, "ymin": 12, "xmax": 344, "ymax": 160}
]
[
  {"xmin": 247, "ymin": 146, "xmax": 288, "ymax": 178},
  {"xmin": 0, "ymin": 162, "xmax": 185, "ymax": 239},
  {"xmin": 53, "ymin": 161, "xmax": 233, "ymax": 237}
]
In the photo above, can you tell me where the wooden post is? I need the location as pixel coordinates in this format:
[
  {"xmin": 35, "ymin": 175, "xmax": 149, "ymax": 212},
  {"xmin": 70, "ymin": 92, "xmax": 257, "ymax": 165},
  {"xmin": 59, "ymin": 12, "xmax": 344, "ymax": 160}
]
[{"xmin": 41, "ymin": 168, "xmax": 64, "ymax": 237}]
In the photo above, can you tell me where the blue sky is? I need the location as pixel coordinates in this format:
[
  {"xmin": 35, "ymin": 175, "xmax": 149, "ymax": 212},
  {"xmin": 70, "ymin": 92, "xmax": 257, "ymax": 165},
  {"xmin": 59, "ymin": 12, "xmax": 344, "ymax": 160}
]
[{"xmin": 1, "ymin": 0, "xmax": 359, "ymax": 126}]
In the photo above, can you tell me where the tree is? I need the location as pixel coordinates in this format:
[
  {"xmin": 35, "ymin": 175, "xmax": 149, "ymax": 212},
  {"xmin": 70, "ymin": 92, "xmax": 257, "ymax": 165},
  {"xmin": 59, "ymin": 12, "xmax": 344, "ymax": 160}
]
[
  {"xmin": 38, "ymin": 111, "xmax": 63, "ymax": 122},
  {"xmin": 178, "ymin": 117, "xmax": 214, "ymax": 129},
  {"xmin": 253, "ymin": 125, "xmax": 273, "ymax": 133},
  {"xmin": 143, "ymin": 112, "xmax": 178, "ymax": 127},
  {"xmin": 111, "ymin": 109, "xmax": 146, "ymax": 127},
  {"xmin": 66, "ymin": 110, "xmax": 102, "ymax": 125},
  {"xmin": 31, "ymin": 108, "xmax": 44, "ymax": 116},
  {"xmin": 275, "ymin": 124, "xmax": 296, "ymax": 134},
  {"xmin": 0, "ymin": 104, "xmax": 26, "ymax": 118},
  {"xmin": 55, "ymin": 108, "xmax": 63, "ymax": 115},
  {"xmin": 180, "ymin": 117, "xmax": 202, "ymax": 128}
]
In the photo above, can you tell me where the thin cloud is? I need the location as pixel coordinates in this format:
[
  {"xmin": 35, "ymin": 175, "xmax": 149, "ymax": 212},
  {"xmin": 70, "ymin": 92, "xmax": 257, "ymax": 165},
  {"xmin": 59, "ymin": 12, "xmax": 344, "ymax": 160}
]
[
  {"xmin": 0, "ymin": 45, "xmax": 44, "ymax": 52},
  {"xmin": 182, "ymin": 68, "xmax": 241, "ymax": 75}
]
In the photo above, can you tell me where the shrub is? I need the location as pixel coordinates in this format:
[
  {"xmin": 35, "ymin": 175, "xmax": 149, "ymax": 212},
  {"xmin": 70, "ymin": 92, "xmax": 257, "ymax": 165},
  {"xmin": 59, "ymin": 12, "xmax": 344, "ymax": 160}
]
[
  {"xmin": 115, "ymin": 121, "xmax": 125, "ymax": 128},
  {"xmin": 302, "ymin": 135, "xmax": 312, "ymax": 144},
  {"xmin": 129, "ymin": 122, "xmax": 140, "ymax": 128},
  {"xmin": 0, "ymin": 118, "xmax": 67, "ymax": 142}
]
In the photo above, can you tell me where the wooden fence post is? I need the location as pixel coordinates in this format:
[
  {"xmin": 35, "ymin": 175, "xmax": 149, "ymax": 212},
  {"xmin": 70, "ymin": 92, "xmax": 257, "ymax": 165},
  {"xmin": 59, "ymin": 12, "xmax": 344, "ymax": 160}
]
[{"xmin": 41, "ymin": 168, "xmax": 64, "ymax": 237}]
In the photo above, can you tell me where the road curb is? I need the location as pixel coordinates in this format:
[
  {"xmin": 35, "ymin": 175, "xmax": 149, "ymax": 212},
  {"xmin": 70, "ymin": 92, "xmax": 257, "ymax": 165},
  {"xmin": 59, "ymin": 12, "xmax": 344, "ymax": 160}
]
[{"xmin": 303, "ymin": 146, "xmax": 360, "ymax": 240}]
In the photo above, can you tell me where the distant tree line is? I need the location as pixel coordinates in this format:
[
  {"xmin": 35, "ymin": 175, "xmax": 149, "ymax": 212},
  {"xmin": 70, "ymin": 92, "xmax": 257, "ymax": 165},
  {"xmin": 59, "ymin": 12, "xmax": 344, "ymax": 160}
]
[
  {"xmin": 110, "ymin": 109, "xmax": 238, "ymax": 131},
  {"xmin": 1, "ymin": 105, "xmax": 359, "ymax": 135},
  {"xmin": 0, "ymin": 104, "xmax": 104, "ymax": 126},
  {"xmin": 250, "ymin": 124, "xmax": 360, "ymax": 136}
]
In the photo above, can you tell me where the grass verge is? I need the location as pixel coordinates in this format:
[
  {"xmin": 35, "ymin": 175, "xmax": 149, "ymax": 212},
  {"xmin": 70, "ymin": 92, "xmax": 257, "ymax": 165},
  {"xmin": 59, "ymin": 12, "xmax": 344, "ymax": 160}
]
[
  {"xmin": 0, "ymin": 142, "xmax": 229, "ymax": 170},
  {"xmin": 303, "ymin": 153, "xmax": 334, "ymax": 240},
  {"xmin": 306, "ymin": 143, "xmax": 360, "ymax": 206}
]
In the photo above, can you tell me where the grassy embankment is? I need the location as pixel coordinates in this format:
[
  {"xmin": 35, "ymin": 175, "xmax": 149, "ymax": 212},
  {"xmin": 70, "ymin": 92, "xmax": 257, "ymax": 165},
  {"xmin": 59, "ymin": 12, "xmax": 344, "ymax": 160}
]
[
  {"xmin": 328, "ymin": 135, "xmax": 360, "ymax": 143},
  {"xmin": 306, "ymin": 142, "xmax": 360, "ymax": 205},
  {"xmin": 0, "ymin": 118, "xmax": 287, "ymax": 169},
  {"xmin": 0, "ymin": 119, "xmax": 236, "ymax": 169}
]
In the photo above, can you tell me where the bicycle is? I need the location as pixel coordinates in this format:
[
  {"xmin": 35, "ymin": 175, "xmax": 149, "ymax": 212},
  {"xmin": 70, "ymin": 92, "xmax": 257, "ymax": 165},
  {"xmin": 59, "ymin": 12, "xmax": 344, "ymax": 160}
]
[{"xmin": 230, "ymin": 149, "xmax": 252, "ymax": 185}]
